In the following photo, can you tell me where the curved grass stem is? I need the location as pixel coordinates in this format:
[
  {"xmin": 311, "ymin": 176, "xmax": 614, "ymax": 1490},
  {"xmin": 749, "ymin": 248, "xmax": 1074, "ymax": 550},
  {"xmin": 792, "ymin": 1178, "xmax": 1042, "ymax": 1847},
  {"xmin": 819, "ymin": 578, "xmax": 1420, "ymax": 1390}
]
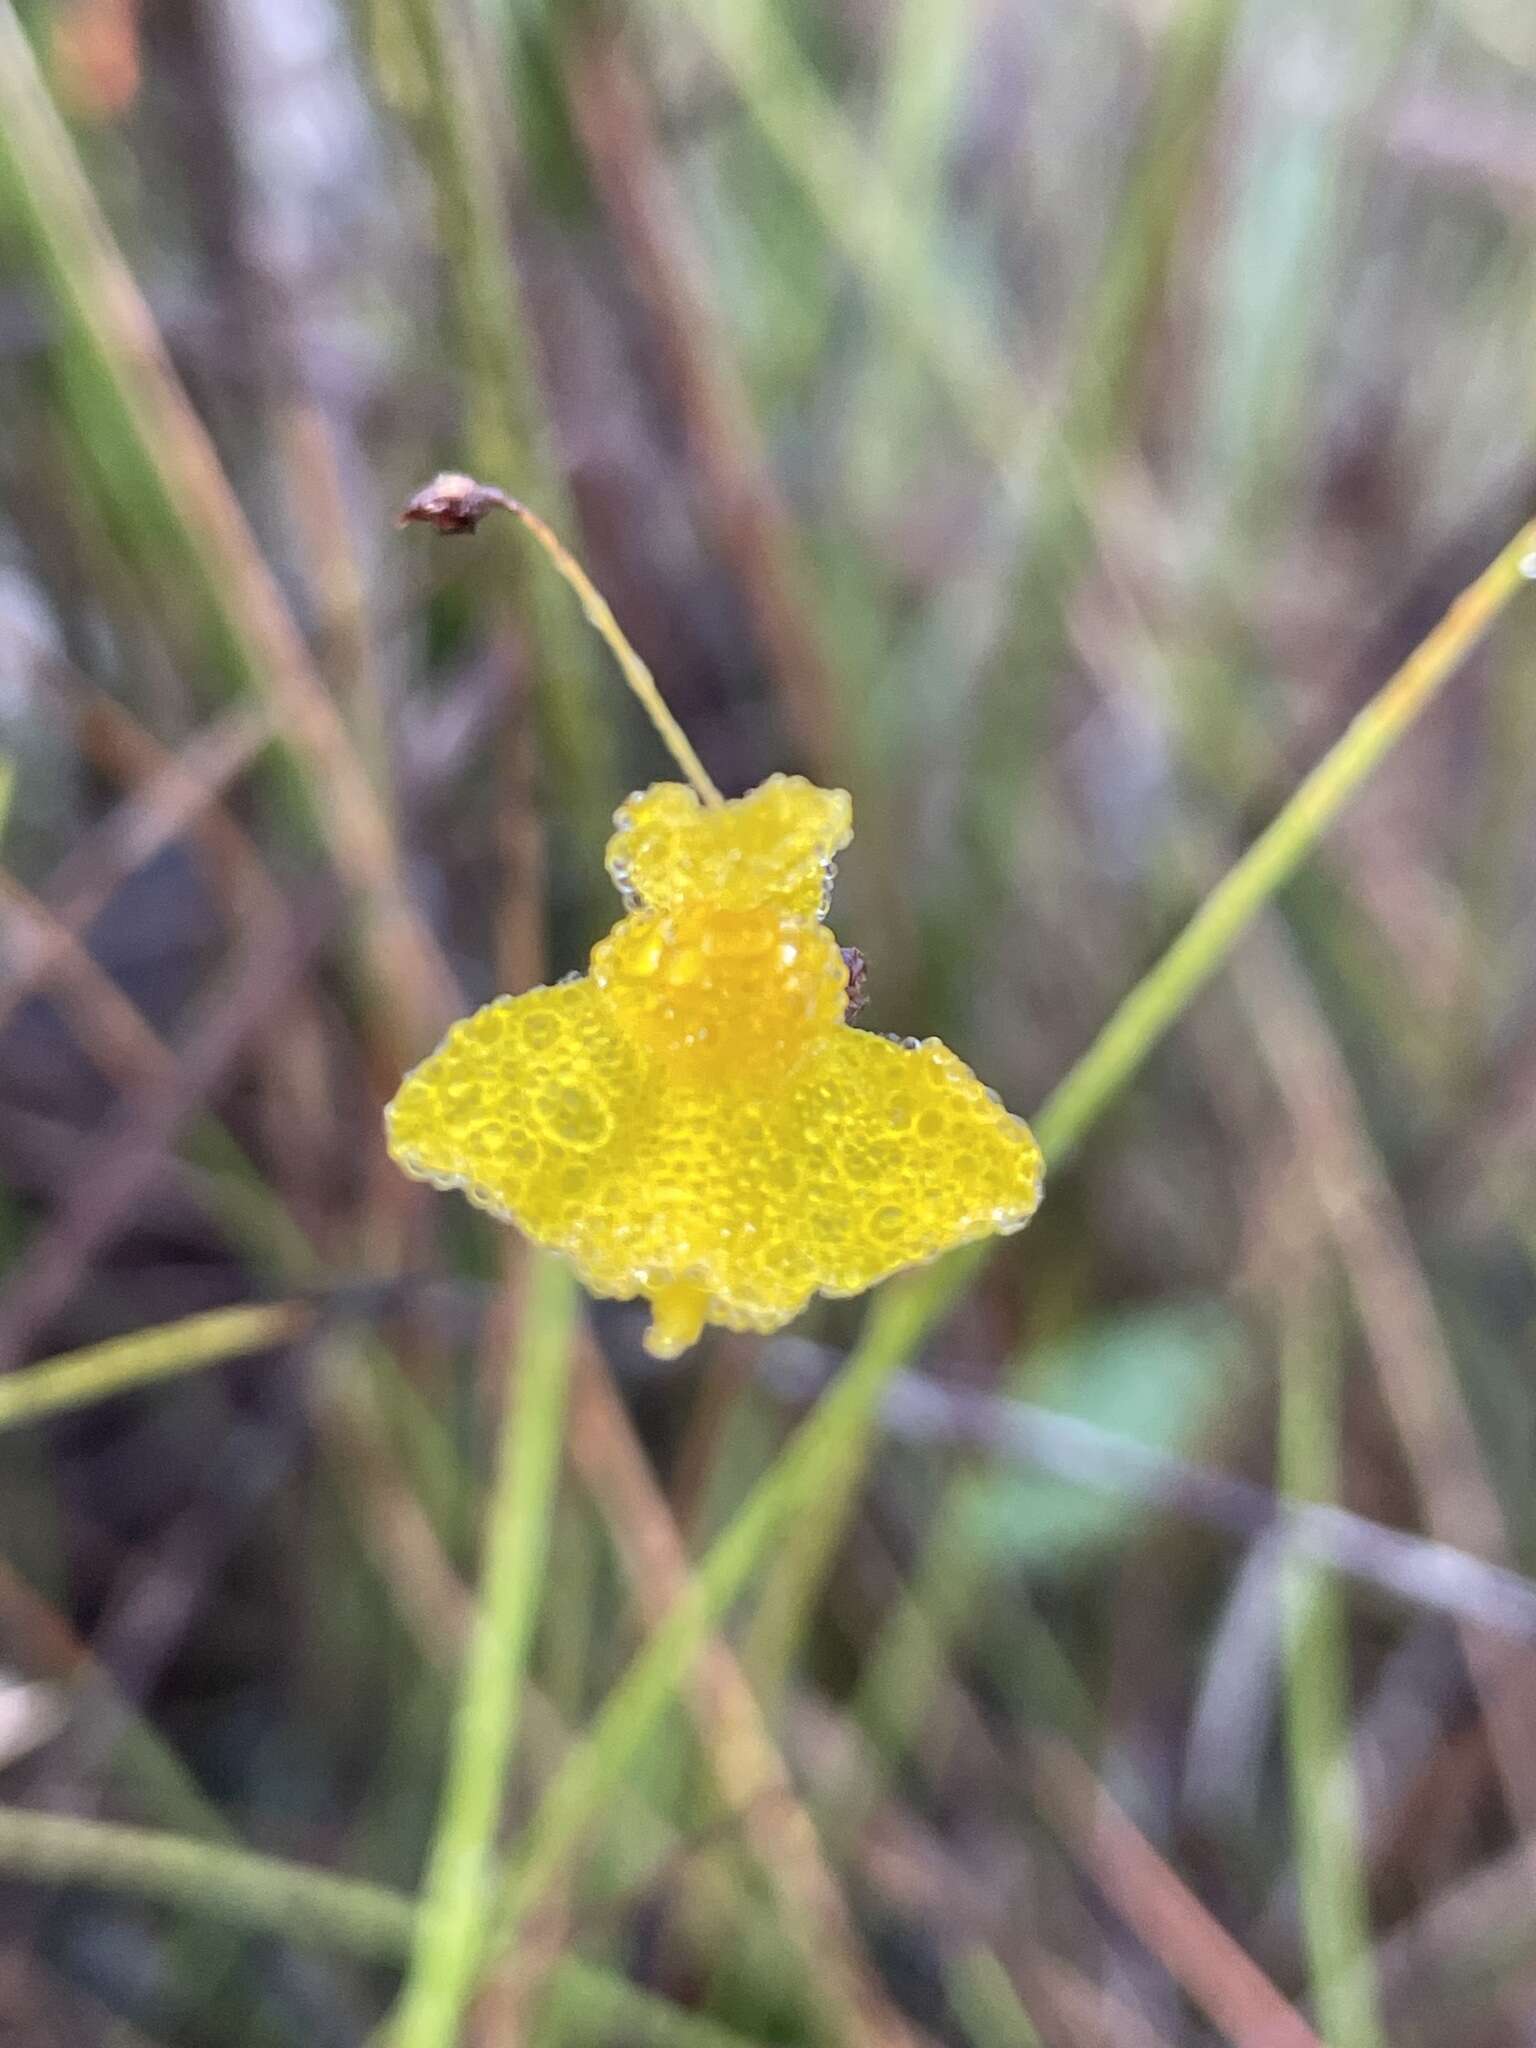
[
  {"xmin": 0, "ymin": 1805, "xmax": 761, "ymax": 2047},
  {"xmin": 0, "ymin": 1804, "xmax": 413, "ymax": 1960},
  {"xmin": 402, "ymin": 475, "xmax": 723, "ymax": 808},
  {"xmin": 493, "ymin": 493, "xmax": 724, "ymax": 808},
  {"xmin": 475, "ymin": 514, "xmax": 1536, "ymax": 1986},
  {"xmin": 1033, "ymin": 518, "xmax": 1536, "ymax": 1164},
  {"xmin": 731, "ymin": 516, "xmax": 1536, "ymax": 1713}
]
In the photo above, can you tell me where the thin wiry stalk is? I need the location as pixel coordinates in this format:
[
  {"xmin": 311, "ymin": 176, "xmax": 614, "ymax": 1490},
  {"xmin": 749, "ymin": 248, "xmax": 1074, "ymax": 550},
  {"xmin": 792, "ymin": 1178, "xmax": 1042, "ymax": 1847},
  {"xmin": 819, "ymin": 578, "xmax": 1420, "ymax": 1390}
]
[
  {"xmin": 389, "ymin": 1255, "xmax": 578, "ymax": 2048},
  {"xmin": 1278, "ymin": 1289, "xmax": 1388, "ymax": 2048},
  {"xmin": 0, "ymin": 1806, "xmax": 761, "ymax": 2047},
  {"xmin": 733, "ymin": 512, "xmax": 1536, "ymax": 1733},
  {"xmin": 475, "ymin": 518, "xmax": 1536, "ymax": 1985},
  {"xmin": 0, "ymin": 1805, "xmax": 413, "ymax": 1960},
  {"xmin": 0, "ymin": 1305, "xmax": 312, "ymax": 1425}
]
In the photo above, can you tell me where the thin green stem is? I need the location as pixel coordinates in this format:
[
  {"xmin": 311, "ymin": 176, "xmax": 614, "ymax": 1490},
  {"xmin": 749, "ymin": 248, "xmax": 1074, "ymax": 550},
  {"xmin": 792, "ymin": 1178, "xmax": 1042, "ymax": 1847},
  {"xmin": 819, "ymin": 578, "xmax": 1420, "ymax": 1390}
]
[
  {"xmin": 740, "ymin": 1345, "xmax": 883, "ymax": 1706},
  {"xmin": 841, "ymin": 0, "xmax": 972, "ymax": 510},
  {"xmin": 391, "ymin": 1253, "xmax": 578, "ymax": 2048},
  {"xmin": 1034, "ymin": 519, "xmax": 1536, "ymax": 1163},
  {"xmin": 487, "ymin": 493, "xmax": 723, "ymax": 807},
  {"xmin": 945, "ymin": 1945, "xmax": 1046, "ymax": 2048},
  {"xmin": 402, "ymin": 476, "xmax": 722, "ymax": 805},
  {"xmin": 815, "ymin": 540, "xmax": 1536, "ymax": 1832},
  {"xmin": 487, "ymin": 1278, "xmax": 930, "ymax": 1954},
  {"xmin": 535, "ymin": 1963, "xmax": 768, "ymax": 2048},
  {"xmin": 0, "ymin": 1304, "xmax": 313, "ymax": 1430},
  {"xmin": 1279, "ymin": 1293, "xmax": 1387, "ymax": 2048},
  {"xmin": 0, "ymin": 1804, "xmax": 413, "ymax": 1959},
  {"xmin": 474, "ymin": 517, "xmax": 1535, "ymax": 1986},
  {"xmin": 651, "ymin": 0, "xmax": 1031, "ymax": 460},
  {"xmin": 0, "ymin": 1805, "xmax": 763, "ymax": 2047},
  {"xmin": 750, "ymin": 515, "xmax": 1536, "ymax": 1729}
]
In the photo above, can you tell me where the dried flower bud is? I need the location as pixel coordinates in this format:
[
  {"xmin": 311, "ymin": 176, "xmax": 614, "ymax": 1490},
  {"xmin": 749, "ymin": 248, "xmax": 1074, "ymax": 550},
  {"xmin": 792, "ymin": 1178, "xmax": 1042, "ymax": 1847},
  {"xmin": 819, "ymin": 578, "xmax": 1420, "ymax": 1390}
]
[{"xmin": 398, "ymin": 472, "xmax": 511, "ymax": 536}]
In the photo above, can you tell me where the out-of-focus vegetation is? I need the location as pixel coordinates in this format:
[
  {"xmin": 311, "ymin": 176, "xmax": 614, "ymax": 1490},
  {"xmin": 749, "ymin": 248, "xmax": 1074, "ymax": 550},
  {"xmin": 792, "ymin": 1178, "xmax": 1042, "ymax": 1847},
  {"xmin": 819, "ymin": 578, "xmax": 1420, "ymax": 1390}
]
[{"xmin": 1, "ymin": 0, "xmax": 1535, "ymax": 2042}]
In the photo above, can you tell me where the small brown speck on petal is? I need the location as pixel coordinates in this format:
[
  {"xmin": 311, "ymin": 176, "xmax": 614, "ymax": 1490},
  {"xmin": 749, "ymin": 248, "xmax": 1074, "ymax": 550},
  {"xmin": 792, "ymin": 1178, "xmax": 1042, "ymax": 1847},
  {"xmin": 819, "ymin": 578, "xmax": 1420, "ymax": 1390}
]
[{"xmin": 841, "ymin": 946, "xmax": 869, "ymax": 1022}]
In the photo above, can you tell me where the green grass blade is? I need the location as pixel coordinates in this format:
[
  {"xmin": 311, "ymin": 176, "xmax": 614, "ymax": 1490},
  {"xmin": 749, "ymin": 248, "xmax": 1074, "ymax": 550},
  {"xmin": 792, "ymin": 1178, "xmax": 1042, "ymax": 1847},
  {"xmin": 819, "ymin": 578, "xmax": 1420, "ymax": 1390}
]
[
  {"xmin": 1032, "ymin": 518, "xmax": 1536, "ymax": 1163},
  {"xmin": 0, "ymin": 1804, "xmax": 765, "ymax": 2045},
  {"xmin": 535, "ymin": 1964, "xmax": 770, "ymax": 2048},
  {"xmin": 0, "ymin": 0, "xmax": 456, "ymax": 1051},
  {"xmin": 1279, "ymin": 1297, "xmax": 1387, "ymax": 2048},
  {"xmin": 946, "ymin": 1945, "xmax": 1046, "ymax": 2048},
  {"xmin": 841, "ymin": 0, "xmax": 973, "ymax": 507},
  {"xmin": 0, "ymin": 1804, "xmax": 414, "ymax": 1960},
  {"xmin": 469, "ymin": 518, "xmax": 1535, "ymax": 1980},
  {"xmin": 742, "ymin": 519, "xmax": 1536, "ymax": 1696},
  {"xmin": 487, "ymin": 1276, "xmax": 932, "ymax": 1953},
  {"xmin": 655, "ymin": 0, "xmax": 1031, "ymax": 453},
  {"xmin": 390, "ymin": 1253, "xmax": 578, "ymax": 2048},
  {"xmin": 0, "ymin": 1305, "xmax": 314, "ymax": 1429}
]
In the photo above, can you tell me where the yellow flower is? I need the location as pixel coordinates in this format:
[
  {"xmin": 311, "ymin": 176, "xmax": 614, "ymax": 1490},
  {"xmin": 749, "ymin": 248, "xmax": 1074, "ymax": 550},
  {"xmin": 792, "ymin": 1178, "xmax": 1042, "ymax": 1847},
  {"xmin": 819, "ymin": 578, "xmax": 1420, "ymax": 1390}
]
[{"xmin": 386, "ymin": 775, "xmax": 1043, "ymax": 1357}]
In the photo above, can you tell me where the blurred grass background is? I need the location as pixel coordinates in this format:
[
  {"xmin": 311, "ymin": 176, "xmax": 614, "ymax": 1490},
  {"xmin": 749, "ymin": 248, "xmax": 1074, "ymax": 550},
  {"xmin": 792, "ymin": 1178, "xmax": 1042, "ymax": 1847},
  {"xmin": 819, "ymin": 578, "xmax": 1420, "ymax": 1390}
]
[{"xmin": 1, "ymin": 0, "xmax": 1535, "ymax": 2042}]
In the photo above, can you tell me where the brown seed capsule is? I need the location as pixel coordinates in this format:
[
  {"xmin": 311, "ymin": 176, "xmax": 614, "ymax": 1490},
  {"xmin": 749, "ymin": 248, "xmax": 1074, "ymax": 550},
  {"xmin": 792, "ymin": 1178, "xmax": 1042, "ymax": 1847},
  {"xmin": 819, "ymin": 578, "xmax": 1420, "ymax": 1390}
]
[{"xmin": 399, "ymin": 472, "xmax": 512, "ymax": 536}]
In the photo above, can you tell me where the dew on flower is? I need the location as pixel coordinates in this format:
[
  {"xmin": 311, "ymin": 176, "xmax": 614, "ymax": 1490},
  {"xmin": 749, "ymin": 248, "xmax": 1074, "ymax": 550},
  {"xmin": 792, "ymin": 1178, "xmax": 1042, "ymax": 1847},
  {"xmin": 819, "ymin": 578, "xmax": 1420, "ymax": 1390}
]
[{"xmin": 385, "ymin": 774, "xmax": 1043, "ymax": 1358}]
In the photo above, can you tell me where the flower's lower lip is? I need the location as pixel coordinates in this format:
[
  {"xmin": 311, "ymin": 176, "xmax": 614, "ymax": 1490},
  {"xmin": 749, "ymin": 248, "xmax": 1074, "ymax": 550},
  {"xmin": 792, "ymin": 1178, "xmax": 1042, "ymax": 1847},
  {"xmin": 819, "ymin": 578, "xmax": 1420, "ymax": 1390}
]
[{"xmin": 385, "ymin": 912, "xmax": 1041, "ymax": 1360}]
